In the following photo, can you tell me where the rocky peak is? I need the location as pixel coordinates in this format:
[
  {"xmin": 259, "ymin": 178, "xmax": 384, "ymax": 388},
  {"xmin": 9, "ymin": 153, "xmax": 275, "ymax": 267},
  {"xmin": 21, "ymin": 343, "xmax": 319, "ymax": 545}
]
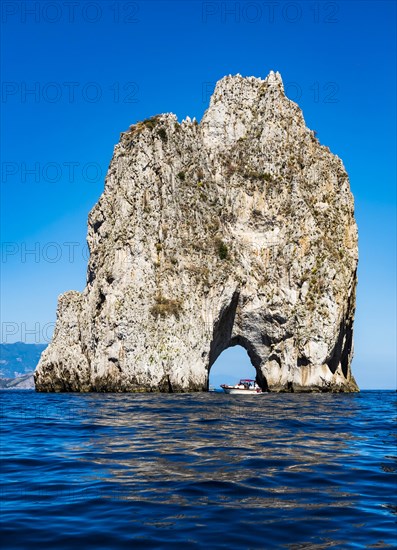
[{"xmin": 201, "ymin": 71, "xmax": 292, "ymax": 151}]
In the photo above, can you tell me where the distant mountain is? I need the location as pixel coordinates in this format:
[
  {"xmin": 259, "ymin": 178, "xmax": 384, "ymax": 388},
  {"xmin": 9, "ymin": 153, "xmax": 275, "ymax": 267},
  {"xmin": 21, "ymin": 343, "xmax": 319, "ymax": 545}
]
[
  {"xmin": 0, "ymin": 342, "xmax": 47, "ymax": 378},
  {"xmin": 0, "ymin": 373, "xmax": 35, "ymax": 390}
]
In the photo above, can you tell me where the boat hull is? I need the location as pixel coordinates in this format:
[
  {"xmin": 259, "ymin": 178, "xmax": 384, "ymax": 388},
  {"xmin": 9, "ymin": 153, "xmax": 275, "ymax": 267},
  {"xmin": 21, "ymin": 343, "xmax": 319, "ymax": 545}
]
[{"xmin": 221, "ymin": 387, "xmax": 262, "ymax": 395}]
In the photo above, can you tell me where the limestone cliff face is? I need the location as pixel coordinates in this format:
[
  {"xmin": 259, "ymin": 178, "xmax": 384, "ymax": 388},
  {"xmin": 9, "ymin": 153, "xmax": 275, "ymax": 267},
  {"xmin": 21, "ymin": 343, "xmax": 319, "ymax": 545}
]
[{"xmin": 35, "ymin": 71, "xmax": 359, "ymax": 393}]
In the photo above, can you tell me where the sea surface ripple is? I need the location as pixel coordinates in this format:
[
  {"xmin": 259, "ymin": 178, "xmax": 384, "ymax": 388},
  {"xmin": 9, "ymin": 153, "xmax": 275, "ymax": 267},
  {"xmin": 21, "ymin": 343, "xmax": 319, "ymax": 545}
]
[{"xmin": 1, "ymin": 390, "xmax": 396, "ymax": 549}]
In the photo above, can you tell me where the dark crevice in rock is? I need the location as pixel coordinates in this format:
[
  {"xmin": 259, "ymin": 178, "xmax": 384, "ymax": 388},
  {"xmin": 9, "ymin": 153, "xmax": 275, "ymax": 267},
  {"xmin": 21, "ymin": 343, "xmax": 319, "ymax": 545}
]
[
  {"xmin": 340, "ymin": 321, "xmax": 353, "ymax": 379},
  {"xmin": 92, "ymin": 219, "xmax": 103, "ymax": 232},
  {"xmin": 326, "ymin": 272, "xmax": 356, "ymax": 377},
  {"xmin": 87, "ymin": 267, "xmax": 96, "ymax": 284},
  {"xmin": 326, "ymin": 319, "xmax": 346, "ymax": 374},
  {"xmin": 340, "ymin": 274, "xmax": 356, "ymax": 378},
  {"xmin": 96, "ymin": 291, "xmax": 106, "ymax": 313},
  {"xmin": 208, "ymin": 290, "xmax": 240, "ymax": 367},
  {"xmin": 264, "ymin": 313, "xmax": 287, "ymax": 325},
  {"xmin": 109, "ymin": 357, "xmax": 122, "ymax": 372},
  {"xmin": 297, "ymin": 356, "xmax": 310, "ymax": 367},
  {"xmin": 268, "ymin": 353, "xmax": 281, "ymax": 367}
]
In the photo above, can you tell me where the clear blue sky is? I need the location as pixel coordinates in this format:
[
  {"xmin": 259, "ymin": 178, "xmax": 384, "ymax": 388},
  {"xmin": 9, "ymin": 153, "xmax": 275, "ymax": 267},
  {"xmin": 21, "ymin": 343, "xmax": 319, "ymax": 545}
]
[{"xmin": 1, "ymin": 1, "xmax": 395, "ymax": 389}]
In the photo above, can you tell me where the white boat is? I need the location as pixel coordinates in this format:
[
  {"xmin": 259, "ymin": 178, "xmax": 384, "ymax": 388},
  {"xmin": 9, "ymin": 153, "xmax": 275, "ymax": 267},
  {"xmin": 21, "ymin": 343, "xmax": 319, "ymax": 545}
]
[{"xmin": 220, "ymin": 379, "xmax": 262, "ymax": 395}]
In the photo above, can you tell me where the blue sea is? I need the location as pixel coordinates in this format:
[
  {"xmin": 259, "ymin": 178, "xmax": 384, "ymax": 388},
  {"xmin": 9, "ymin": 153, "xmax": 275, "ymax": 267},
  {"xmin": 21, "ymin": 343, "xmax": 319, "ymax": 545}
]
[{"xmin": 1, "ymin": 390, "xmax": 396, "ymax": 549}]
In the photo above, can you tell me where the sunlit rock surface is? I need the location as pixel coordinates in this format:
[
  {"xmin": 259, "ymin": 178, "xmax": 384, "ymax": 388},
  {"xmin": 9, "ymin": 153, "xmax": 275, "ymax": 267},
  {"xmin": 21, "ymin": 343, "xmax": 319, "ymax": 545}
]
[{"xmin": 35, "ymin": 71, "xmax": 359, "ymax": 393}]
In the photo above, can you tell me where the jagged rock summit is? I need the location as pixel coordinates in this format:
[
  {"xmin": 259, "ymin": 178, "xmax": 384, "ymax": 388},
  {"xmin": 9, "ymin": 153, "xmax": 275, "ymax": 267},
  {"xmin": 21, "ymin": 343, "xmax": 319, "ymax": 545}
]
[{"xmin": 35, "ymin": 71, "xmax": 359, "ymax": 393}]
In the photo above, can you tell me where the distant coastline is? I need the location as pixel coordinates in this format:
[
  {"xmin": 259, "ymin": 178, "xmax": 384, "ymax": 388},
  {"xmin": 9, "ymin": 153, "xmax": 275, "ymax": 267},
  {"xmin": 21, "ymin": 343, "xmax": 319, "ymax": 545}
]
[
  {"xmin": 0, "ymin": 372, "xmax": 35, "ymax": 390},
  {"xmin": 0, "ymin": 342, "xmax": 46, "ymax": 389}
]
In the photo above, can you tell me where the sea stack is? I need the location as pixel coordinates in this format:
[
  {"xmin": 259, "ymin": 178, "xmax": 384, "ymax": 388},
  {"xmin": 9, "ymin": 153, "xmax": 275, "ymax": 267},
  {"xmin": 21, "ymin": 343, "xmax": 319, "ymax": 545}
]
[{"xmin": 35, "ymin": 71, "xmax": 359, "ymax": 392}]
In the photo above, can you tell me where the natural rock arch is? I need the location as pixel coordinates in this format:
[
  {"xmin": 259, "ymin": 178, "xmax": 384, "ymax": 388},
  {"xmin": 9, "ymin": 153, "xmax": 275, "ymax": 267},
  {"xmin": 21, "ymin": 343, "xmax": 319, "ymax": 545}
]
[
  {"xmin": 207, "ymin": 292, "xmax": 267, "ymax": 391},
  {"xmin": 35, "ymin": 71, "xmax": 359, "ymax": 393}
]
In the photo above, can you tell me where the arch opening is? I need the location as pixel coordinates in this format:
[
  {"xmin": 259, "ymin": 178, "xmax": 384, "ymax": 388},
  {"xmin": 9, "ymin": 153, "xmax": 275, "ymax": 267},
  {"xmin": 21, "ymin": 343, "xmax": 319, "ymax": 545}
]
[
  {"xmin": 206, "ymin": 291, "xmax": 268, "ymax": 391},
  {"xmin": 208, "ymin": 344, "xmax": 258, "ymax": 391}
]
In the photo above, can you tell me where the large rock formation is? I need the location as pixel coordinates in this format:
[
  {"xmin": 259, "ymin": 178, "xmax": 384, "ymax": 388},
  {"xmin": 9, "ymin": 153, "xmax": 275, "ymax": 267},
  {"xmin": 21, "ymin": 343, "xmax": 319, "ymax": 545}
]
[{"xmin": 35, "ymin": 71, "xmax": 359, "ymax": 393}]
